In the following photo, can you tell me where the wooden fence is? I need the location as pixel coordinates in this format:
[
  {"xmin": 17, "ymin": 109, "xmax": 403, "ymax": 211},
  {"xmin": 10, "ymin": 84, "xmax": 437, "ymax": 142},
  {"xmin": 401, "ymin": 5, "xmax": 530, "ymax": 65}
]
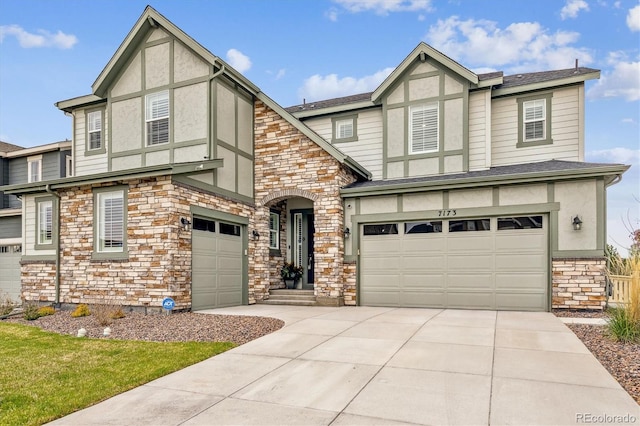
[{"xmin": 609, "ymin": 274, "xmax": 639, "ymax": 305}]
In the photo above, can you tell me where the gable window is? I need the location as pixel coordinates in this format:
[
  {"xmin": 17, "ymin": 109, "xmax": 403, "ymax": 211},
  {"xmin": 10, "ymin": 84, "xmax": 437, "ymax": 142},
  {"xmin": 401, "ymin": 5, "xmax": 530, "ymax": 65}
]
[
  {"xmin": 409, "ymin": 103, "xmax": 438, "ymax": 154},
  {"xmin": 94, "ymin": 188, "xmax": 127, "ymax": 257},
  {"xmin": 331, "ymin": 114, "xmax": 358, "ymax": 143},
  {"xmin": 269, "ymin": 211, "xmax": 279, "ymax": 250},
  {"xmin": 27, "ymin": 156, "xmax": 42, "ymax": 183},
  {"xmin": 36, "ymin": 199, "xmax": 53, "ymax": 247},
  {"xmin": 517, "ymin": 93, "xmax": 553, "ymax": 147},
  {"xmin": 146, "ymin": 91, "xmax": 169, "ymax": 146},
  {"xmin": 87, "ymin": 110, "xmax": 102, "ymax": 150}
]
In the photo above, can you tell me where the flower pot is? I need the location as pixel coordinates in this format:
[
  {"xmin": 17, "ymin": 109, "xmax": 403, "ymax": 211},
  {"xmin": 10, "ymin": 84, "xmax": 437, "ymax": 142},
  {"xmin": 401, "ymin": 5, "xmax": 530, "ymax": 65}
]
[{"xmin": 284, "ymin": 279, "xmax": 296, "ymax": 289}]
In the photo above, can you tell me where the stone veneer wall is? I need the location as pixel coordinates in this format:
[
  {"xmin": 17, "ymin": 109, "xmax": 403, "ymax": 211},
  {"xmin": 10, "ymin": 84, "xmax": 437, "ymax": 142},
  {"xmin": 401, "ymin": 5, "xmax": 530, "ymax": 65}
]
[
  {"xmin": 552, "ymin": 258, "xmax": 607, "ymax": 310},
  {"xmin": 343, "ymin": 261, "xmax": 357, "ymax": 306},
  {"xmin": 21, "ymin": 176, "xmax": 254, "ymax": 309},
  {"xmin": 254, "ymin": 100, "xmax": 359, "ymax": 302},
  {"xmin": 21, "ymin": 261, "xmax": 56, "ymax": 302}
]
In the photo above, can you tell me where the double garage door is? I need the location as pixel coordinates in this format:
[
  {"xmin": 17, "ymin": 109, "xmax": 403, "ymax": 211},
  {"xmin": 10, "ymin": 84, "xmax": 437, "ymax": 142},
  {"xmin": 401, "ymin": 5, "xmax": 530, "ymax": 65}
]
[
  {"xmin": 191, "ymin": 218, "xmax": 243, "ymax": 311},
  {"xmin": 360, "ymin": 215, "xmax": 548, "ymax": 311}
]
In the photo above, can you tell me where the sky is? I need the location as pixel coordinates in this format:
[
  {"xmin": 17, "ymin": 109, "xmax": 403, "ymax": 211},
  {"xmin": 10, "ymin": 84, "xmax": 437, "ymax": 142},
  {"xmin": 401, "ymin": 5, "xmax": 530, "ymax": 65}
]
[{"xmin": 0, "ymin": 0, "xmax": 639, "ymax": 253}]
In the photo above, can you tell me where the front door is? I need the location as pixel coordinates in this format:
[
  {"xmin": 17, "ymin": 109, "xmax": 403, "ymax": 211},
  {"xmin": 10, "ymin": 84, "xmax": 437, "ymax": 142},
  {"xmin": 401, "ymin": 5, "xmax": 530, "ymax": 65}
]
[{"xmin": 292, "ymin": 210, "xmax": 314, "ymax": 289}]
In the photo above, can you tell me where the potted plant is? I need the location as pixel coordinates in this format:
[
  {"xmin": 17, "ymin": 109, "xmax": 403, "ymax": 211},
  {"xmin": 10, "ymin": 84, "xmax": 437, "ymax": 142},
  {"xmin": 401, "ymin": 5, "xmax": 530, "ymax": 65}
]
[{"xmin": 281, "ymin": 262, "xmax": 304, "ymax": 289}]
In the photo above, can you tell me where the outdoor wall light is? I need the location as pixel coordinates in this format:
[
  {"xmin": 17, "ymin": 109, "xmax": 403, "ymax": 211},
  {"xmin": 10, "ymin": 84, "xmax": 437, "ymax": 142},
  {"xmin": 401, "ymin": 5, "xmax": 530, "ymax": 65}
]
[
  {"xmin": 180, "ymin": 217, "xmax": 191, "ymax": 231},
  {"xmin": 344, "ymin": 227, "xmax": 351, "ymax": 238},
  {"xmin": 252, "ymin": 229, "xmax": 260, "ymax": 240},
  {"xmin": 572, "ymin": 215, "xmax": 583, "ymax": 231}
]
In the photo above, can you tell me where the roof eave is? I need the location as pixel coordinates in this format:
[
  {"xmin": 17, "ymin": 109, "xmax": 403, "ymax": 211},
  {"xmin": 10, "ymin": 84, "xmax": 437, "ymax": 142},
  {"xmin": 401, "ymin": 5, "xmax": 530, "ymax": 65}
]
[
  {"xmin": 1, "ymin": 159, "xmax": 223, "ymax": 195},
  {"xmin": 290, "ymin": 100, "xmax": 378, "ymax": 119},
  {"xmin": 492, "ymin": 71, "xmax": 600, "ymax": 97},
  {"xmin": 340, "ymin": 164, "xmax": 629, "ymax": 197},
  {"xmin": 55, "ymin": 95, "xmax": 105, "ymax": 112},
  {"xmin": 4, "ymin": 141, "xmax": 72, "ymax": 158}
]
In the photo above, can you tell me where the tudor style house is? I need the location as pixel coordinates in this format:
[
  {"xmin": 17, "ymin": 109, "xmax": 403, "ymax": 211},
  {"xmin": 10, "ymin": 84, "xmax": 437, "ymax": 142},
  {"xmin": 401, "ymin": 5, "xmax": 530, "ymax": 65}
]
[
  {"xmin": 0, "ymin": 140, "xmax": 71, "ymax": 302},
  {"xmin": 2, "ymin": 7, "xmax": 628, "ymax": 312}
]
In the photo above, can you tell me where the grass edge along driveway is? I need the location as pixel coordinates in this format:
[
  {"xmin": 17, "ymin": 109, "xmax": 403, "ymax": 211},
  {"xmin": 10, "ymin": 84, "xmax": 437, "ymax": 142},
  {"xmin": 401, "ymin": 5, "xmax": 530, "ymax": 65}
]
[{"xmin": 0, "ymin": 323, "xmax": 234, "ymax": 426}]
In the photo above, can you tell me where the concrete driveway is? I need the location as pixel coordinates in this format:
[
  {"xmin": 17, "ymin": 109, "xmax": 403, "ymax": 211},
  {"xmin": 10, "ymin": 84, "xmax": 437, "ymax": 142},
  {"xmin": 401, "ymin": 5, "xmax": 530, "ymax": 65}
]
[{"xmin": 51, "ymin": 306, "xmax": 639, "ymax": 425}]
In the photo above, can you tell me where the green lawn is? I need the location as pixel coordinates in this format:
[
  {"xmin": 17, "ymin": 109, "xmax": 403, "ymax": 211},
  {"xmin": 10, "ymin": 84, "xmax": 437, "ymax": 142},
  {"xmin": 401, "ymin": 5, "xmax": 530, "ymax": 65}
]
[{"xmin": 0, "ymin": 323, "xmax": 234, "ymax": 426}]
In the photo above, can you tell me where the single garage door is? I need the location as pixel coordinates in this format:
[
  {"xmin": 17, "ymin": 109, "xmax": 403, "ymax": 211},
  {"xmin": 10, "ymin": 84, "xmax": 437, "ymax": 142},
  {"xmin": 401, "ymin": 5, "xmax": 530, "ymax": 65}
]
[
  {"xmin": 360, "ymin": 215, "xmax": 548, "ymax": 311},
  {"xmin": 0, "ymin": 245, "xmax": 22, "ymax": 303},
  {"xmin": 191, "ymin": 217, "xmax": 243, "ymax": 311}
]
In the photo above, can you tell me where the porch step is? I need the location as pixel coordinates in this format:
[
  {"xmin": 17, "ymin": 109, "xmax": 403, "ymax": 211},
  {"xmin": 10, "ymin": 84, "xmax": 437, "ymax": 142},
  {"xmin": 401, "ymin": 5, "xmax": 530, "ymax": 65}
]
[{"xmin": 260, "ymin": 289, "xmax": 317, "ymax": 306}]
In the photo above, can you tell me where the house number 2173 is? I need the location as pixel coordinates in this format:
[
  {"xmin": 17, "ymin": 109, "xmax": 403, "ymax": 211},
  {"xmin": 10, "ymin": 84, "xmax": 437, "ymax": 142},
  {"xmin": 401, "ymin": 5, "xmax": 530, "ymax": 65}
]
[{"xmin": 438, "ymin": 209, "xmax": 457, "ymax": 217}]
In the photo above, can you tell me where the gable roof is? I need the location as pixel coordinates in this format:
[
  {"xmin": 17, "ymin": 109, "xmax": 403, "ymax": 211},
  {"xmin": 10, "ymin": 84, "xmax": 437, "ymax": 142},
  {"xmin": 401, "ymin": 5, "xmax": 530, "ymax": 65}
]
[
  {"xmin": 372, "ymin": 42, "xmax": 480, "ymax": 102},
  {"xmin": 0, "ymin": 141, "xmax": 24, "ymax": 154},
  {"xmin": 92, "ymin": 6, "xmax": 258, "ymax": 98},
  {"xmin": 54, "ymin": 6, "xmax": 371, "ymax": 181}
]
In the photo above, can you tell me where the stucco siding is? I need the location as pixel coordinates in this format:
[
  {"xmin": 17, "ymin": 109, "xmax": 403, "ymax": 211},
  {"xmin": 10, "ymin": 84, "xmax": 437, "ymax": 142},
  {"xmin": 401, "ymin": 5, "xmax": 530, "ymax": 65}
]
[
  {"xmin": 555, "ymin": 179, "xmax": 597, "ymax": 251},
  {"xmin": 491, "ymin": 86, "xmax": 581, "ymax": 166}
]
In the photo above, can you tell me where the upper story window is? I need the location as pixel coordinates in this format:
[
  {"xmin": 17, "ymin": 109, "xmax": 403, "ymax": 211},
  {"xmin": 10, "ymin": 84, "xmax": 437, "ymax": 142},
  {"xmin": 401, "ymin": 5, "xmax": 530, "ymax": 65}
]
[
  {"xmin": 145, "ymin": 91, "xmax": 169, "ymax": 146},
  {"xmin": 331, "ymin": 114, "xmax": 358, "ymax": 143},
  {"xmin": 523, "ymin": 100, "xmax": 545, "ymax": 141},
  {"xmin": 27, "ymin": 155, "xmax": 42, "ymax": 183},
  {"xmin": 87, "ymin": 110, "xmax": 102, "ymax": 150},
  {"xmin": 517, "ymin": 93, "xmax": 553, "ymax": 148},
  {"xmin": 409, "ymin": 103, "xmax": 438, "ymax": 154}
]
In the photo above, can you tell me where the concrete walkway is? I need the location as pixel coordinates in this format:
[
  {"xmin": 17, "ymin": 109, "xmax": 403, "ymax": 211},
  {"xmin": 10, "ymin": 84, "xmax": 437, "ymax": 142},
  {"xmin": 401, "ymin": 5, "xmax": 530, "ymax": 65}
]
[{"xmin": 50, "ymin": 306, "xmax": 639, "ymax": 425}]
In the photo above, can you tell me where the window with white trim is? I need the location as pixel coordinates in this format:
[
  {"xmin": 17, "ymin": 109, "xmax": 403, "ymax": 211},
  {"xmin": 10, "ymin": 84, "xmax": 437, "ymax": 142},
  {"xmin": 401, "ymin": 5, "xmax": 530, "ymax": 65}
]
[
  {"xmin": 27, "ymin": 156, "xmax": 42, "ymax": 183},
  {"xmin": 37, "ymin": 200, "xmax": 53, "ymax": 245},
  {"xmin": 523, "ymin": 99, "xmax": 546, "ymax": 141},
  {"xmin": 409, "ymin": 103, "xmax": 438, "ymax": 154},
  {"xmin": 269, "ymin": 212, "xmax": 279, "ymax": 250},
  {"xmin": 97, "ymin": 190, "xmax": 124, "ymax": 252},
  {"xmin": 336, "ymin": 119, "xmax": 353, "ymax": 139},
  {"xmin": 87, "ymin": 110, "xmax": 102, "ymax": 150},
  {"xmin": 145, "ymin": 91, "xmax": 169, "ymax": 146}
]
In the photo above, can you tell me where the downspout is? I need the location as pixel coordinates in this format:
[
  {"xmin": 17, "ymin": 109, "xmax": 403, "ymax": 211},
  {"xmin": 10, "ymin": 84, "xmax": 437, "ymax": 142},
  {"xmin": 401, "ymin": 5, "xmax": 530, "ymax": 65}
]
[{"xmin": 45, "ymin": 184, "xmax": 61, "ymax": 305}]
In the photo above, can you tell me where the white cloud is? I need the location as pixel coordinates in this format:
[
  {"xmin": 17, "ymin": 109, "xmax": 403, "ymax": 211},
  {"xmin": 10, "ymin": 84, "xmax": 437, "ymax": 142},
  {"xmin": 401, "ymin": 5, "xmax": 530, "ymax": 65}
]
[
  {"xmin": 627, "ymin": 4, "xmax": 640, "ymax": 31},
  {"xmin": 325, "ymin": 8, "xmax": 339, "ymax": 21},
  {"xmin": 587, "ymin": 147, "xmax": 640, "ymax": 164},
  {"xmin": 560, "ymin": 0, "xmax": 590, "ymax": 19},
  {"xmin": 588, "ymin": 52, "xmax": 640, "ymax": 101},
  {"xmin": 298, "ymin": 67, "xmax": 394, "ymax": 102},
  {"xmin": 333, "ymin": 0, "xmax": 433, "ymax": 15},
  {"xmin": 267, "ymin": 68, "xmax": 287, "ymax": 80},
  {"xmin": 621, "ymin": 118, "xmax": 636, "ymax": 124},
  {"xmin": 226, "ymin": 48, "xmax": 252, "ymax": 73},
  {"xmin": 425, "ymin": 17, "xmax": 593, "ymax": 72},
  {"xmin": 0, "ymin": 24, "xmax": 77, "ymax": 49}
]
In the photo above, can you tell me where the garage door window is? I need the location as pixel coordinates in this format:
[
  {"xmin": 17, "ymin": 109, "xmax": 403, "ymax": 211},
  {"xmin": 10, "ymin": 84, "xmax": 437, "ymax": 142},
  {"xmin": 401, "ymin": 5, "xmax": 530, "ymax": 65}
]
[
  {"xmin": 498, "ymin": 216, "xmax": 543, "ymax": 230},
  {"xmin": 363, "ymin": 224, "xmax": 398, "ymax": 235},
  {"xmin": 220, "ymin": 223, "xmax": 241, "ymax": 236},
  {"xmin": 449, "ymin": 219, "xmax": 490, "ymax": 232},
  {"xmin": 193, "ymin": 218, "xmax": 215, "ymax": 232},
  {"xmin": 405, "ymin": 221, "xmax": 442, "ymax": 234}
]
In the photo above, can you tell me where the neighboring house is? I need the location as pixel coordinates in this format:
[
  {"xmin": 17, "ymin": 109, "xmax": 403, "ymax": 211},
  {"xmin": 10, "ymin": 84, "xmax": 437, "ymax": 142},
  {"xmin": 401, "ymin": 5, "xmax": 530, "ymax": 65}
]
[
  {"xmin": 1, "ymin": 7, "xmax": 628, "ymax": 312},
  {"xmin": 0, "ymin": 140, "xmax": 71, "ymax": 302}
]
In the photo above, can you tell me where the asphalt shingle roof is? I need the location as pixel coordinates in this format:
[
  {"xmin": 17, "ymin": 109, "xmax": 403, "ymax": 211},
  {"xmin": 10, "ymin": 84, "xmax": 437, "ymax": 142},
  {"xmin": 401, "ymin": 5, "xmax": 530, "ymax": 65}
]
[
  {"xmin": 0, "ymin": 141, "xmax": 25, "ymax": 153},
  {"xmin": 344, "ymin": 160, "xmax": 624, "ymax": 190}
]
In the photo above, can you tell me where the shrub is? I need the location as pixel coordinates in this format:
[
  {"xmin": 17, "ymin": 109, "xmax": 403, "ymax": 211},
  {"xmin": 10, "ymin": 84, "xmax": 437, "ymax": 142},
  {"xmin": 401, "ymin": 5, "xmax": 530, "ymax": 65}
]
[
  {"xmin": 607, "ymin": 307, "xmax": 640, "ymax": 343},
  {"xmin": 37, "ymin": 306, "xmax": 55, "ymax": 317},
  {"xmin": 91, "ymin": 303, "xmax": 126, "ymax": 326},
  {"xmin": 71, "ymin": 304, "xmax": 91, "ymax": 318},
  {"xmin": 0, "ymin": 292, "xmax": 15, "ymax": 316},
  {"xmin": 23, "ymin": 302, "xmax": 42, "ymax": 321}
]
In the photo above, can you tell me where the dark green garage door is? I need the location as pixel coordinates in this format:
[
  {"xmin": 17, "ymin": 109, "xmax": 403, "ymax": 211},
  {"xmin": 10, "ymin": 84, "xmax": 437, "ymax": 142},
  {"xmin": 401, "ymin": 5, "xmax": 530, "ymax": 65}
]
[
  {"xmin": 191, "ymin": 218, "xmax": 243, "ymax": 310},
  {"xmin": 360, "ymin": 216, "xmax": 548, "ymax": 311}
]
